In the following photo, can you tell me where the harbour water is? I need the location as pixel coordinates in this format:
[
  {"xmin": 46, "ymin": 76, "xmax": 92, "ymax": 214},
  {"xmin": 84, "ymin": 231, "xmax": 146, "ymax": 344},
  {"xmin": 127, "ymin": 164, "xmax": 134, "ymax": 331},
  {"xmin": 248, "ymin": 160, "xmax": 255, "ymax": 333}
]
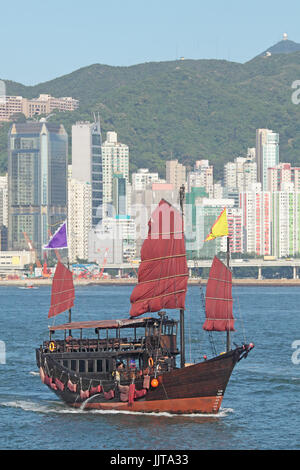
[{"xmin": 0, "ymin": 284, "xmax": 299, "ymax": 450}]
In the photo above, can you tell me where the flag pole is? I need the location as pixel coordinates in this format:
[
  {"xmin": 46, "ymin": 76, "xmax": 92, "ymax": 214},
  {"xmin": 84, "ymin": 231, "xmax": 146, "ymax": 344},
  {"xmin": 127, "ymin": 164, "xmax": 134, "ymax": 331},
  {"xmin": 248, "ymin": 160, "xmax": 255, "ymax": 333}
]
[
  {"xmin": 66, "ymin": 223, "xmax": 72, "ymax": 334},
  {"xmin": 179, "ymin": 184, "xmax": 185, "ymax": 369}
]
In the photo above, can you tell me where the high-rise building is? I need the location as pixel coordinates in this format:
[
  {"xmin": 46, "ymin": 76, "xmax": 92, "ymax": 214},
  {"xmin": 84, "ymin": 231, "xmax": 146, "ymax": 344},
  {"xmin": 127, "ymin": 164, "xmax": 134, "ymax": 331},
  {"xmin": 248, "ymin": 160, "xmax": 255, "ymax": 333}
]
[
  {"xmin": 227, "ymin": 208, "xmax": 243, "ymax": 253},
  {"xmin": 0, "ymin": 225, "xmax": 8, "ymax": 251},
  {"xmin": 239, "ymin": 188, "xmax": 272, "ymax": 255},
  {"xmin": 256, "ymin": 129, "xmax": 279, "ymax": 190},
  {"xmin": 132, "ymin": 168, "xmax": 161, "ymax": 191},
  {"xmin": 72, "ymin": 120, "xmax": 103, "ymax": 227},
  {"xmin": 0, "ymin": 174, "xmax": 8, "ymax": 227},
  {"xmin": 187, "ymin": 160, "xmax": 213, "ymax": 195},
  {"xmin": 166, "ymin": 160, "xmax": 186, "ymax": 190},
  {"xmin": 266, "ymin": 163, "xmax": 300, "ymax": 192},
  {"xmin": 112, "ymin": 173, "xmax": 127, "ymax": 217},
  {"xmin": 8, "ymin": 121, "xmax": 68, "ymax": 254},
  {"xmin": 224, "ymin": 153, "xmax": 257, "ymax": 192},
  {"xmin": 101, "ymin": 131, "xmax": 129, "ymax": 212},
  {"xmin": 68, "ymin": 178, "xmax": 92, "ymax": 262},
  {"xmin": 271, "ymin": 191, "xmax": 300, "ymax": 258}
]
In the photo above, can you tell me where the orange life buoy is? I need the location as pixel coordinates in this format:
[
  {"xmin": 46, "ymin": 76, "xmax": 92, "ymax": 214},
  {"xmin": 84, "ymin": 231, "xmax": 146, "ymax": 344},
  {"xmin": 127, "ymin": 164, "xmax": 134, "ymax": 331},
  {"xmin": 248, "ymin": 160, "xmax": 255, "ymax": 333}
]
[
  {"xmin": 148, "ymin": 357, "xmax": 154, "ymax": 368},
  {"xmin": 49, "ymin": 341, "xmax": 56, "ymax": 352},
  {"xmin": 151, "ymin": 378, "xmax": 159, "ymax": 388}
]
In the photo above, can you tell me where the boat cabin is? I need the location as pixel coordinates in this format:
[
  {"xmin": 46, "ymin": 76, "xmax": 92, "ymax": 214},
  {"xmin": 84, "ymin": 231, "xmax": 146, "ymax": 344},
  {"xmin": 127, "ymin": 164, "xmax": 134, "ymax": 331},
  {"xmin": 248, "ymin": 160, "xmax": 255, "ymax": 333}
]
[{"xmin": 40, "ymin": 313, "xmax": 179, "ymax": 380}]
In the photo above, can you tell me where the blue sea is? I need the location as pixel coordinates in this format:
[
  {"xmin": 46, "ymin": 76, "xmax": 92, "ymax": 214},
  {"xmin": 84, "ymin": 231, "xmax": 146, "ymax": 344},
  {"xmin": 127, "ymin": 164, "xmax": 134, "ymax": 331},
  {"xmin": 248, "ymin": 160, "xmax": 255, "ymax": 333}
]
[{"xmin": 0, "ymin": 284, "xmax": 299, "ymax": 450}]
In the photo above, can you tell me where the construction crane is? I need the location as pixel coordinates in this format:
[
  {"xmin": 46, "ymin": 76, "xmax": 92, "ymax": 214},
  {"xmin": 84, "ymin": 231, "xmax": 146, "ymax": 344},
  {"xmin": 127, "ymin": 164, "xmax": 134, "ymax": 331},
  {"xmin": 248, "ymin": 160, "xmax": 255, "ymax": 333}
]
[
  {"xmin": 98, "ymin": 248, "xmax": 109, "ymax": 279},
  {"xmin": 22, "ymin": 231, "xmax": 42, "ymax": 276}
]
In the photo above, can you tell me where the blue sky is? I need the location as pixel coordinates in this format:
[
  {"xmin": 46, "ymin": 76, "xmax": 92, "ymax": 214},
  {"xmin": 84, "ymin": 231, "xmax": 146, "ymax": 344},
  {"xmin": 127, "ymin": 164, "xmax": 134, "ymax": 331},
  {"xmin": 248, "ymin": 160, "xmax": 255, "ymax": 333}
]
[{"xmin": 1, "ymin": 0, "xmax": 299, "ymax": 85}]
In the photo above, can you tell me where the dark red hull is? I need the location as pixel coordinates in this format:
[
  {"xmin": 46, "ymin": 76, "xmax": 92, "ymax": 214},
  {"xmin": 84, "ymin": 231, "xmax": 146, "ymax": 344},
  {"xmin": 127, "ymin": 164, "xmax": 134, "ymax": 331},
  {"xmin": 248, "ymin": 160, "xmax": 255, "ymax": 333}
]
[{"xmin": 37, "ymin": 347, "xmax": 245, "ymax": 414}]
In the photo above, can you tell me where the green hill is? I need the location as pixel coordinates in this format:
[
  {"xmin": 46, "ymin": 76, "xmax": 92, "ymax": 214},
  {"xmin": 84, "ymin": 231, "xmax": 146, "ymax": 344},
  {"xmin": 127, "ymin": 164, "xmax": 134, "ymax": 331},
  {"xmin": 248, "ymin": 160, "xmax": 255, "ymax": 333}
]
[{"xmin": 1, "ymin": 51, "xmax": 300, "ymax": 179}]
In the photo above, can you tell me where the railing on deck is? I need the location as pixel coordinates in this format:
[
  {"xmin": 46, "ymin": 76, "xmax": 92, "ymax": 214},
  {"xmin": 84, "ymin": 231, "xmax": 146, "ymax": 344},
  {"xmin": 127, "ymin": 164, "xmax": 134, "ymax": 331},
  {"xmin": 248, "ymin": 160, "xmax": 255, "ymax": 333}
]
[{"xmin": 43, "ymin": 337, "xmax": 145, "ymax": 354}]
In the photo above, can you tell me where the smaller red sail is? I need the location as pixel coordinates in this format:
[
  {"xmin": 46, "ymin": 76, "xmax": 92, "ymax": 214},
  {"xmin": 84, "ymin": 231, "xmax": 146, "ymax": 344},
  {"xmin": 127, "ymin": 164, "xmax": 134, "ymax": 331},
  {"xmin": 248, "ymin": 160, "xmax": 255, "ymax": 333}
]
[
  {"xmin": 203, "ymin": 256, "xmax": 235, "ymax": 332},
  {"xmin": 48, "ymin": 261, "xmax": 75, "ymax": 318}
]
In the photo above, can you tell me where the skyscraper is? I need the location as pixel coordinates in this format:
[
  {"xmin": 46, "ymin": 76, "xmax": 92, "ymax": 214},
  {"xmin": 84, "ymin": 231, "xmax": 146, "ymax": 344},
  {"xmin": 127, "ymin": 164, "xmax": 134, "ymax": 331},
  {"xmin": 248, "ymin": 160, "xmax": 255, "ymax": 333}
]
[
  {"xmin": 166, "ymin": 160, "xmax": 186, "ymax": 190},
  {"xmin": 72, "ymin": 120, "xmax": 103, "ymax": 227},
  {"xmin": 0, "ymin": 174, "xmax": 8, "ymax": 228},
  {"xmin": 112, "ymin": 173, "xmax": 127, "ymax": 217},
  {"xmin": 8, "ymin": 121, "xmax": 68, "ymax": 254},
  {"xmin": 101, "ymin": 131, "xmax": 129, "ymax": 213},
  {"xmin": 256, "ymin": 129, "xmax": 279, "ymax": 190},
  {"xmin": 68, "ymin": 178, "xmax": 92, "ymax": 263}
]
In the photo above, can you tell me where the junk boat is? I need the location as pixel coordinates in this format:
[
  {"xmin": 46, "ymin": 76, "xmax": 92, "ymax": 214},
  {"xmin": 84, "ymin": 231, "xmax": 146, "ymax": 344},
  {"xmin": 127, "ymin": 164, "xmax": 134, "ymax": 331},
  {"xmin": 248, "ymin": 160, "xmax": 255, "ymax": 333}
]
[{"xmin": 36, "ymin": 194, "xmax": 254, "ymax": 414}]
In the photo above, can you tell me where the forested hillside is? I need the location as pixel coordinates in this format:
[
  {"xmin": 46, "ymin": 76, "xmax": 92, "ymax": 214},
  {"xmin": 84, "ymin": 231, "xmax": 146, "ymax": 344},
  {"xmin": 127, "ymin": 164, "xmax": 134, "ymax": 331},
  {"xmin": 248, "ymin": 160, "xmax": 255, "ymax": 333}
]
[{"xmin": 1, "ymin": 49, "xmax": 300, "ymax": 179}]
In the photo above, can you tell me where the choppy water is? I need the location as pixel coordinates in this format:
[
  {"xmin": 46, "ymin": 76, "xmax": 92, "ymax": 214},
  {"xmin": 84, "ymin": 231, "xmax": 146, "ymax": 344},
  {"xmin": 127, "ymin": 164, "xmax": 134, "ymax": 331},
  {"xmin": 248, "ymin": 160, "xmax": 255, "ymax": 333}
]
[{"xmin": 0, "ymin": 284, "xmax": 299, "ymax": 450}]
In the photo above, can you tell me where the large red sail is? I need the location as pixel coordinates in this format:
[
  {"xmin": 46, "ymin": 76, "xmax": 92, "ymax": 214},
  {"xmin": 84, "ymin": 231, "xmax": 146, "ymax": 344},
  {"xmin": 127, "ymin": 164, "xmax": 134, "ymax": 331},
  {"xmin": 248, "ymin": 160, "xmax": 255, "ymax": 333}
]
[
  {"xmin": 203, "ymin": 256, "xmax": 235, "ymax": 331},
  {"xmin": 129, "ymin": 199, "xmax": 188, "ymax": 317},
  {"xmin": 48, "ymin": 261, "xmax": 75, "ymax": 318}
]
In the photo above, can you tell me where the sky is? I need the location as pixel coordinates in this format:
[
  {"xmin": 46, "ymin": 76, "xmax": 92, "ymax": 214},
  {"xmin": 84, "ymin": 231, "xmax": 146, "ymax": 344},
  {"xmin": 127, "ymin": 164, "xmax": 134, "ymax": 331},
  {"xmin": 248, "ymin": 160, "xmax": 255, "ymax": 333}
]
[{"xmin": 1, "ymin": 0, "xmax": 300, "ymax": 85}]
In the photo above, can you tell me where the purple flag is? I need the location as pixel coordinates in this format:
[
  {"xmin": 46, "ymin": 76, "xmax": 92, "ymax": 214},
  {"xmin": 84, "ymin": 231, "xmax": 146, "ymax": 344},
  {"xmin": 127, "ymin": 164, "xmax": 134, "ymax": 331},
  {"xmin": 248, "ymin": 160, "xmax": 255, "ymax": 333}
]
[{"xmin": 44, "ymin": 221, "xmax": 68, "ymax": 250}]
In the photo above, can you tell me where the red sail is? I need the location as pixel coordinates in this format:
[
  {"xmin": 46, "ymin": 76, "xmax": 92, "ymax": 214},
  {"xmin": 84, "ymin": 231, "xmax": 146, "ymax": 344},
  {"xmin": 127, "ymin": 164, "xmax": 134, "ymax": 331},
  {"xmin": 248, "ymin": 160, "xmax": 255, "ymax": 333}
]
[
  {"xmin": 203, "ymin": 256, "xmax": 235, "ymax": 331},
  {"xmin": 129, "ymin": 199, "xmax": 188, "ymax": 317},
  {"xmin": 48, "ymin": 261, "xmax": 75, "ymax": 318}
]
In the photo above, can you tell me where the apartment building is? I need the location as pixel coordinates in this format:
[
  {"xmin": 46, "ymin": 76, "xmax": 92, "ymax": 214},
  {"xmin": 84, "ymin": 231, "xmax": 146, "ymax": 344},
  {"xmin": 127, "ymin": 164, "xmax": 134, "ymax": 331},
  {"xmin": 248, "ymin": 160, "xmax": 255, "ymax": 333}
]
[
  {"xmin": 187, "ymin": 160, "xmax": 213, "ymax": 195},
  {"xmin": 166, "ymin": 160, "xmax": 186, "ymax": 190},
  {"xmin": 0, "ymin": 94, "xmax": 79, "ymax": 121},
  {"xmin": 239, "ymin": 188, "xmax": 272, "ymax": 256}
]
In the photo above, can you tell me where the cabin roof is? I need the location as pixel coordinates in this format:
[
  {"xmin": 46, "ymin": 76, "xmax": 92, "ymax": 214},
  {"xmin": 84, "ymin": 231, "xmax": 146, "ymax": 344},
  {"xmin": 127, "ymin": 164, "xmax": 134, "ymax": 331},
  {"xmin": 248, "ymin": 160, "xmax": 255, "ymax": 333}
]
[{"xmin": 48, "ymin": 317, "xmax": 155, "ymax": 331}]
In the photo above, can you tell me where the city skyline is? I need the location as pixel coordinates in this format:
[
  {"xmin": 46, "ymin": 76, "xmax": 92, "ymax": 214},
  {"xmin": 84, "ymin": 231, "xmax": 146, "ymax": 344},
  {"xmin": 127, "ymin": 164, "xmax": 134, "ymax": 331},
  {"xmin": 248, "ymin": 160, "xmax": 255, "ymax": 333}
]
[{"xmin": 2, "ymin": 115, "xmax": 300, "ymax": 271}]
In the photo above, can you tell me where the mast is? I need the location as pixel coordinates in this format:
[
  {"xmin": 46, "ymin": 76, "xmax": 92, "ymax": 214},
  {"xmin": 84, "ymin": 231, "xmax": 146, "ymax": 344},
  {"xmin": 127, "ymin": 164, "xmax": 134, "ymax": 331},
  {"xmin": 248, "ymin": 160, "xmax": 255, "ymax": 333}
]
[
  {"xmin": 226, "ymin": 236, "xmax": 230, "ymax": 352},
  {"xmin": 179, "ymin": 184, "xmax": 185, "ymax": 368},
  {"xmin": 67, "ymin": 259, "xmax": 72, "ymax": 336}
]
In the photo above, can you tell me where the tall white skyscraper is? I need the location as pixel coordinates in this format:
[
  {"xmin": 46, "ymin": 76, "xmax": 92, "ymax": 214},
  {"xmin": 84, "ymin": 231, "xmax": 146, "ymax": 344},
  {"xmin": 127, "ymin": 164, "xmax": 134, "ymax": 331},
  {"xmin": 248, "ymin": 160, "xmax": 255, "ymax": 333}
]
[
  {"xmin": 256, "ymin": 129, "xmax": 279, "ymax": 191},
  {"xmin": 72, "ymin": 120, "xmax": 102, "ymax": 227},
  {"xmin": 68, "ymin": 178, "xmax": 92, "ymax": 263},
  {"xmin": 101, "ymin": 131, "xmax": 129, "ymax": 210}
]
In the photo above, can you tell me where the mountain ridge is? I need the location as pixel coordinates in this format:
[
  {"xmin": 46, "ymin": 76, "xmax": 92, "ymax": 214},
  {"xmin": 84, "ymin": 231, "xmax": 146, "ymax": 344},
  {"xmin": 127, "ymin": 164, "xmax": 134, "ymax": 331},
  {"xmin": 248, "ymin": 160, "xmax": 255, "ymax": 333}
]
[{"xmin": 1, "ymin": 48, "xmax": 300, "ymax": 179}]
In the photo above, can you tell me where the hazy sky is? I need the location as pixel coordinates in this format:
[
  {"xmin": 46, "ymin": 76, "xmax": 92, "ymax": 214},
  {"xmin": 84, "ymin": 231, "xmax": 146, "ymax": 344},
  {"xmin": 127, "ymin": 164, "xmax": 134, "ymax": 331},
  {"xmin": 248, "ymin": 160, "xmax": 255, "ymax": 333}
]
[{"xmin": 1, "ymin": 0, "xmax": 299, "ymax": 85}]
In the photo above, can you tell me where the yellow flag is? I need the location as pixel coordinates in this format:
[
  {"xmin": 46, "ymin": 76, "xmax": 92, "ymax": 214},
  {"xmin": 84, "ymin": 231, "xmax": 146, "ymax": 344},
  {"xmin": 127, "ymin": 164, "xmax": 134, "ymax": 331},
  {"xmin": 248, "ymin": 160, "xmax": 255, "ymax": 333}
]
[{"xmin": 205, "ymin": 208, "xmax": 228, "ymax": 241}]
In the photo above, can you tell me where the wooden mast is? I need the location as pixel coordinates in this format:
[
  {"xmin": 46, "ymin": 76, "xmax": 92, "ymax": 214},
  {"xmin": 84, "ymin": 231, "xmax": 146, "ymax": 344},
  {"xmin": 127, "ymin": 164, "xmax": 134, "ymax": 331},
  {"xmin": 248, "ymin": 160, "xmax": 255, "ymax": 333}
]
[
  {"xmin": 226, "ymin": 236, "xmax": 231, "ymax": 352},
  {"xmin": 179, "ymin": 184, "xmax": 185, "ymax": 368},
  {"xmin": 67, "ymin": 258, "xmax": 72, "ymax": 336}
]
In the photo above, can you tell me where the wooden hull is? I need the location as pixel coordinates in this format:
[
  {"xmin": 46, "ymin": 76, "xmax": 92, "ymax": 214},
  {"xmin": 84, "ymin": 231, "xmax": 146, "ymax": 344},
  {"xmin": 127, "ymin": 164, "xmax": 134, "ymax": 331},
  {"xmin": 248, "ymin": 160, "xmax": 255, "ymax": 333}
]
[
  {"xmin": 37, "ymin": 347, "xmax": 244, "ymax": 414},
  {"xmin": 71, "ymin": 395, "xmax": 223, "ymax": 414}
]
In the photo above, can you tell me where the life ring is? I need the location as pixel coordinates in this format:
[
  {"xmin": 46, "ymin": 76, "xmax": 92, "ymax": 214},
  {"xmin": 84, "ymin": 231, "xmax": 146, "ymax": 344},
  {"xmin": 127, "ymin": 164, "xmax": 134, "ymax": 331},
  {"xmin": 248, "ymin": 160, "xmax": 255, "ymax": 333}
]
[
  {"xmin": 151, "ymin": 378, "xmax": 159, "ymax": 388},
  {"xmin": 49, "ymin": 341, "xmax": 56, "ymax": 352},
  {"xmin": 148, "ymin": 357, "xmax": 154, "ymax": 368}
]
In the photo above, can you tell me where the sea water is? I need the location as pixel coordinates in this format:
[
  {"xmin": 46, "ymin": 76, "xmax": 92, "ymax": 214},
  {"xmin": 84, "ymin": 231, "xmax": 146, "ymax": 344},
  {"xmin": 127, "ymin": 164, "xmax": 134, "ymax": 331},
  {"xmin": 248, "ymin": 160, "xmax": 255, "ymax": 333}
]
[{"xmin": 0, "ymin": 284, "xmax": 299, "ymax": 450}]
